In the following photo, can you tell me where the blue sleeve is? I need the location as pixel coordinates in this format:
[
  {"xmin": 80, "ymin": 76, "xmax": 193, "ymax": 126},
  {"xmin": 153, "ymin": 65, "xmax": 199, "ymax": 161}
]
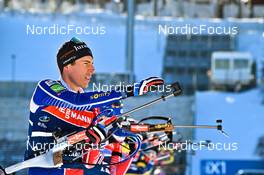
[
  {"xmin": 100, "ymin": 100, "xmax": 124, "ymax": 116},
  {"xmin": 32, "ymin": 79, "xmax": 123, "ymax": 110}
]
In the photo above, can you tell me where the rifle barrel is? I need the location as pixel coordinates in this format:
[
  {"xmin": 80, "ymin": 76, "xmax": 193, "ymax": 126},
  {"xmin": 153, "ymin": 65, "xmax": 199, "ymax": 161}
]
[
  {"xmin": 173, "ymin": 125, "xmax": 218, "ymax": 129},
  {"xmin": 122, "ymin": 93, "xmax": 176, "ymax": 116}
]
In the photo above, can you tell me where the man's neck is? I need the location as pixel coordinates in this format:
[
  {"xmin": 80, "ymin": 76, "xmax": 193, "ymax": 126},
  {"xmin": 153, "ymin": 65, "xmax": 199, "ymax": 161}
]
[{"xmin": 60, "ymin": 77, "xmax": 83, "ymax": 93}]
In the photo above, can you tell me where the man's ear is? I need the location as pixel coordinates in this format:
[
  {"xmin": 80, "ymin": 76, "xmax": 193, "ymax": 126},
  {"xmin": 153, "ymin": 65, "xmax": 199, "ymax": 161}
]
[{"xmin": 63, "ymin": 65, "xmax": 71, "ymax": 72}]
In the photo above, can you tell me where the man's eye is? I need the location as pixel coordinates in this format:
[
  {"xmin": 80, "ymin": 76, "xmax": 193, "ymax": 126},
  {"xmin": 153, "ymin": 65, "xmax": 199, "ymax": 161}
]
[{"xmin": 84, "ymin": 61, "xmax": 93, "ymax": 65}]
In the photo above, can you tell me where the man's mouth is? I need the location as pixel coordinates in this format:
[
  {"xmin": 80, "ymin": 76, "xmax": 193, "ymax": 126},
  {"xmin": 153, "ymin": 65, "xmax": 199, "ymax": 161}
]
[{"xmin": 85, "ymin": 76, "xmax": 91, "ymax": 81}]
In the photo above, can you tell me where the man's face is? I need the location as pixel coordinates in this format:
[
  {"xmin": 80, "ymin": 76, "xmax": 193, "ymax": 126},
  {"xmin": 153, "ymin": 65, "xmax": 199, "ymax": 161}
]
[{"xmin": 64, "ymin": 56, "xmax": 95, "ymax": 89}]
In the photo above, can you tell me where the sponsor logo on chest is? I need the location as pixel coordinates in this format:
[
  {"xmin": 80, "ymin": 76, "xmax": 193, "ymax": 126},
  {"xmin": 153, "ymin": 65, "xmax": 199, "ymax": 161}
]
[
  {"xmin": 58, "ymin": 107, "xmax": 92, "ymax": 123},
  {"xmin": 43, "ymin": 106, "xmax": 95, "ymax": 127},
  {"xmin": 90, "ymin": 92, "xmax": 111, "ymax": 100}
]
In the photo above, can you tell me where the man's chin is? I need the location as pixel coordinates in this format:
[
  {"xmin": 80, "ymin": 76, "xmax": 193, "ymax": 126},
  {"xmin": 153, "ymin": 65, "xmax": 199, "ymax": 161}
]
[{"xmin": 82, "ymin": 82, "xmax": 90, "ymax": 89}]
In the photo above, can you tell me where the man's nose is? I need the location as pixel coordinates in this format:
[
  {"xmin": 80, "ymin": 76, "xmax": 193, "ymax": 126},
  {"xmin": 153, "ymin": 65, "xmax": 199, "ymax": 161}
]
[{"xmin": 89, "ymin": 65, "xmax": 95, "ymax": 74}]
